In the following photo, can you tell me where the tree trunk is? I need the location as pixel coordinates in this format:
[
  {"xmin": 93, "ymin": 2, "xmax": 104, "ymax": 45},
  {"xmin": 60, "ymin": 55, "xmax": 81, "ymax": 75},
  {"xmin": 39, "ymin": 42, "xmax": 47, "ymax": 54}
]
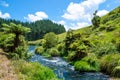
[{"xmin": 11, "ymin": 34, "xmax": 20, "ymax": 52}]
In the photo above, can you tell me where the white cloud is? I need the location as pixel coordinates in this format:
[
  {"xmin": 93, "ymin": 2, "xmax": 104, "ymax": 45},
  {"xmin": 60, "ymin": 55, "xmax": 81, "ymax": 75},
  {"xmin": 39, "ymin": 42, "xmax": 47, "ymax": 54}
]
[
  {"xmin": 0, "ymin": 0, "xmax": 9, "ymax": 7},
  {"xmin": 97, "ymin": 10, "xmax": 109, "ymax": 17},
  {"xmin": 62, "ymin": 0, "xmax": 106, "ymax": 30},
  {"xmin": 24, "ymin": 11, "xmax": 48, "ymax": 22},
  {"xmin": 0, "ymin": 11, "xmax": 11, "ymax": 19},
  {"xmin": 67, "ymin": 22, "xmax": 89, "ymax": 30},
  {"xmin": 57, "ymin": 20, "xmax": 66, "ymax": 25},
  {"xmin": 76, "ymin": 22, "xmax": 89, "ymax": 28}
]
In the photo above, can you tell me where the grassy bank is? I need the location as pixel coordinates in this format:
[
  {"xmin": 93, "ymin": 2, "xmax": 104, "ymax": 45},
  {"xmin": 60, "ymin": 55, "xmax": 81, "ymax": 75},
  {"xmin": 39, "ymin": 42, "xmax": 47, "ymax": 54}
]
[{"xmin": 12, "ymin": 60, "xmax": 58, "ymax": 80}]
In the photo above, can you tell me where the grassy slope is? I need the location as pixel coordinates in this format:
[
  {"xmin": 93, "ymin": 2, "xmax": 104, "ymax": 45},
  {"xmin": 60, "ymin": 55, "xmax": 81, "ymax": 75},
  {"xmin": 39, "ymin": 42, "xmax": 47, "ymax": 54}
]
[
  {"xmin": 58, "ymin": 6, "xmax": 120, "ymax": 78},
  {"xmin": 57, "ymin": 6, "xmax": 120, "ymax": 42},
  {"xmin": 29, "ymin": 6, "xmax": 120, "ymax": 44}
]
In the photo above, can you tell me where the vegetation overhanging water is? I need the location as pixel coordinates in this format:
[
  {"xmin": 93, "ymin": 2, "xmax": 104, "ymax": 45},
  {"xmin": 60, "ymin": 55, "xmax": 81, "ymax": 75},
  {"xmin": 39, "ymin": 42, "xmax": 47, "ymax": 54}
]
[{"xmin": 29, "ymin": 46, "xmax": 109, "ymax": 80}]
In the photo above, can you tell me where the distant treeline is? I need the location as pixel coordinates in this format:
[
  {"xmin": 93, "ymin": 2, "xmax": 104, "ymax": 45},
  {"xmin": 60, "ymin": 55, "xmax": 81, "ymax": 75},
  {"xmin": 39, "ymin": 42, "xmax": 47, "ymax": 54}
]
[{"xmin": 0, "ymin": 18, "xmax": 66, "ymax": 40}]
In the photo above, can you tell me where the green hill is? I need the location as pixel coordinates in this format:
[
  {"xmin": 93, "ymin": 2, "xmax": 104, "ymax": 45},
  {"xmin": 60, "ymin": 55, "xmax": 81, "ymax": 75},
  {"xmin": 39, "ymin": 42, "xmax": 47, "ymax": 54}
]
[
  {"xmin": 35, "ymin": 6, "xmax": 120, "ymax": 77},
  {"xmin": 57, "ymin": 6, "xmax": 120, "ymax": 42},
  {"xmin": 57, "ymin": 6, "xmax": 120, "ymax": 77},
  {"xmin": 0, "ymin": 19, "xmax": 65, "ymax": 41},
  {"xmin": 29, "ymin": 6, "xmax": 120, "ymax": 78}
]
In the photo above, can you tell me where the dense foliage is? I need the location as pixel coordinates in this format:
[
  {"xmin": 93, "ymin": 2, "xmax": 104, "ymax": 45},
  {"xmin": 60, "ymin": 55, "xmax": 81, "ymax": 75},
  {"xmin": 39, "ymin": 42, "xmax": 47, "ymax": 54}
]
[
  {"xmin": 43, "ymin": 32, "xmax": 58, "ymax": 49},
  {"xmin": 35, "ymin": 6, "xmax": 120, "ymax": 78},
  {"xmin": 91, "ymin": 10, "xmax": 100, "ymax": 28},
  {"xmin": 0, "ymin": 18, "xmax": 65, "ymax": 40},
  {"xmin": 100, "ymin": 54, "xmax": 120, "ymax": 77},
  {"xmin": 0, "ymin": 23, "xmax": 30, "ymax": 59},
  {"xmin": 0, "ymin": 22, "xmax": 59, "ymax": 80},
  {"xmin": 12, "ymin": 60, "xmax": 58, "ymax": 80},
  {"xmin": 35, "ymin": 32, "xmax": 60, "ymax": 57}
]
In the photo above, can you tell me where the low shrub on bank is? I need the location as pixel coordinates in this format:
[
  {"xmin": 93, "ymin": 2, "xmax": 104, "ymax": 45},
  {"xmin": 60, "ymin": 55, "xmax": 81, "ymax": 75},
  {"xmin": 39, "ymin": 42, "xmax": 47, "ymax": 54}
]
[
  {"xmin": 74, "ymin": 53, "xmax": 100, "ymax": 72},
  {"xmin": 12, "ymin": 60, "xmax": 58, "ymax": 80},
  {"xmin": 112, "ymin": 66, "xmax": 120, "ymax": 77},
  {"xmin": 100, "ymin": 54, "xmax": 120, "ymax": 77},
  {"xmin": 48, "ymin": 48, "xmax": 60, "ymax": 57},
  {"xmin": 35, "ymin": 46, "xmax": 44, "ymax": 55}
]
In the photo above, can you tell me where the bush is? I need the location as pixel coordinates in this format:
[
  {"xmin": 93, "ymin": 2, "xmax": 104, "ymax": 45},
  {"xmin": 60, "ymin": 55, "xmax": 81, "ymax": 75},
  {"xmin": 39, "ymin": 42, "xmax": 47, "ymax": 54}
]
[
  {"xmin": 67, "ymin": 51, "xmax": 75, "ymax": 61},
  {"xmin": 106, "ymin": 25, "xmax": 115, "ymax": 32},
  {"xmin": 35, "ymin": 46, "xmax": 44, "ymax": 55},
  {"xmin": 48, "ymin": 48, "xmax": 60, "ymax": 57},
  {"xmin": 56, "ymin": 43, "xmax": 65, "ymax": 56},
  {"xmin": 74, "ymin": 61, "xmax": 91, "ymax": 72},
  {"xmin": 15, "ymin": 45, "xmax": 28, "ymax": 59},
  {"xmin": 0, "ymin": 34, "xmax": 14, "ymax": 52},
  {"xmin": 90, "ymin": 42, "xmax": 118, "ymax": 57},
  {"xmin": 100, "ymin": 54, "xmax": 120, "ymax": 76},
  {"xmin": 112, "ymin": 66, "xmax": 120, "ymax": 77},
  {"xmin": 74, "ymin": 53, "xmax": 100, "ymax": 72},
  {"xmin": 99, "ymin": 25, "xmax": 106, "ymax": 31},
  {"xmin": 12, "ymin": 60, "xmax": 58, "ymax": 80},
  {"xmin": 69, "ymin": 41, "xmax": 79, "ymax": 50},
  {"xmin": 43, "ymin": 32, "xmax": 58, "ymax": 48}
]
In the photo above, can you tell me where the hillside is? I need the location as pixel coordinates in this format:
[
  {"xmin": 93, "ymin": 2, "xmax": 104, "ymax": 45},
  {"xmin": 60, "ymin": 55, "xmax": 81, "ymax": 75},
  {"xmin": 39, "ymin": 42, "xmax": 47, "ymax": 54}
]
[
  {"xmin": 34, "ymin": 6, "xmax": 120, "ymax": 78},
  {"xmin": 56, "ymin": 6, "xmax": 120, "ymax": 77},
  {"xmin": 57, "ymin": 6, "xmax": 120, "ymax": 42},
  {"xmin": 0, "ymin": 19, "xmax": 65, "ymax": 41}
]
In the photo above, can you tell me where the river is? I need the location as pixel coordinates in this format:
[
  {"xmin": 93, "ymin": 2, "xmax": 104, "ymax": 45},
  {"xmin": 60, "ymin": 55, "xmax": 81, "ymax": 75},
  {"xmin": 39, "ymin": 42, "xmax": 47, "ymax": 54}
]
[{"xmin": 29, "ymin": 46, "xmax": 110, "ymax": 80}]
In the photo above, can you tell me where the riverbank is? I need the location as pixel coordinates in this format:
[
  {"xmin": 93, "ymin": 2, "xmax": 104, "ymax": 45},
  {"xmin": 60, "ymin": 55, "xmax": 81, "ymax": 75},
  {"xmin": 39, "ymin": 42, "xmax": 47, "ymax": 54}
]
[
  {"xmin": 0, "ymin": 49, "xmax": 18, "ymax": 80},
  {"xmin": 110, "ymin": 78, "xmax": 120, "ymax": 80},
  {"xmin": 0, "ymin": 49, "xmax": 58, "ymax": 80}
]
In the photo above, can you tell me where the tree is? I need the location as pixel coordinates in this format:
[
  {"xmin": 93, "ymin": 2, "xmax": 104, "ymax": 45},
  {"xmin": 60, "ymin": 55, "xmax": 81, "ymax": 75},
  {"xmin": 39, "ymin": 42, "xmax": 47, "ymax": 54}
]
[
  {"xmin": 0, "ymin": 18, "xmax": 66, "ymax": 41},
  {"xmin": 2, "ymin": 23, "xmax": 30, "ymax": 52},
  {"xmin": 91, "ymin": 10, "xmax": 100, "ymax": 28},
  {"xmin": 43, "ymin": 32, "xmax": 58, "ymax": 49}
]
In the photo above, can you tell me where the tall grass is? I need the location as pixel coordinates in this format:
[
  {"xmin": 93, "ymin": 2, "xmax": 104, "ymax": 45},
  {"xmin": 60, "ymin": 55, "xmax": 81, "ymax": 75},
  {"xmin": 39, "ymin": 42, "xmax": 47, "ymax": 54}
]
[{"xmin": 12, "ymin": 60, "xmax": 58, "ymax": 80}]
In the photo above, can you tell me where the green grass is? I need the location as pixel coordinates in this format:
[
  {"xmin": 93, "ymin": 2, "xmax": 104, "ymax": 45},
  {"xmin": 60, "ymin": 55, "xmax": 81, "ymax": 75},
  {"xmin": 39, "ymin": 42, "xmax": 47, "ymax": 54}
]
[
  {"xmin": 12, "ymin": 60, "xmax": 58, "ymax": 80},
  {"xmin": 100, "ymin": 54, "xmax": 120, "ymax": 76},
  {"xmin": 74, "ymin": 53, "xmax": 100, "ymax": 72}
]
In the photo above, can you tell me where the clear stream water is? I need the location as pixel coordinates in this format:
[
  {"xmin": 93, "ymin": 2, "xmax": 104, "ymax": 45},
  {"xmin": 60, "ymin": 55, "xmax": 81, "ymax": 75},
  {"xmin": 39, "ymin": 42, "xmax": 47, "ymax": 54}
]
[{"xmin": 29, "ymin": 46, "xmax": 110, "ymax": 80}]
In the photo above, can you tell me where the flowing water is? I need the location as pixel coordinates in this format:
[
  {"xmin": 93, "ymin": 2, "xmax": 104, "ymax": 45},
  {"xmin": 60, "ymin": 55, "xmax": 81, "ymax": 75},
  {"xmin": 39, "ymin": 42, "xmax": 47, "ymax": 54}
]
[{"xmin": 29, "ymin": 46, "xmax": 110, "ymax": 80}]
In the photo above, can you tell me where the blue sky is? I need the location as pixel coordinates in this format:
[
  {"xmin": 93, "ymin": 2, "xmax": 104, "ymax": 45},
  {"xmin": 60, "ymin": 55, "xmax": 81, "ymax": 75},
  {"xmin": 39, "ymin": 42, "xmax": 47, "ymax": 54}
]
[{"xmin": 0, "ymin": 0, "xmax": 120, "ymax": 30}]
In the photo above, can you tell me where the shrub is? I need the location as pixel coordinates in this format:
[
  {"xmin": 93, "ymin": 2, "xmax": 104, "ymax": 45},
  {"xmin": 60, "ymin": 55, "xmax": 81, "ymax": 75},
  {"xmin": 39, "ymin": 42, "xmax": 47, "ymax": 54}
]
[
  {"xmin": 48, "ymin": 48, "xmax": 60, "ymax": 57},
  {"xmin": 100, "ymin": 54, "xmax": 120, "ymax": 76},
  {"xmin": 43, "ymin": 32, "xmax": 58, "ymax": 48},
  {"xmin": 68, "ymin": 51, "xmax": 76, "ymax": 61},
  {"xmin": 8, "ymin": 53, "xmax": 19, "ymax": 60},
  {"xmin": 112, "ymin": 66, "xmax": 120, "ymax": 77},
  {"xmin": 35, "ymin": 46, "xmax": 44, "ymax": 55},
  {"xmin": 74, "ymin": 53, "xmax": 100, "ymax": 72},
  {"xmin": 56, "ymin": 43, "xmax": 65, "ymax": 56},
  {"xmin": 106, "ymin": 25, "xmax": 115, "ymax": 32},
  {"xmin": 90, "ymin": 42, "xmax": 118, "ymax": 57},
  {"xmin": 69, "ymin": 41, "xmax": 79, "ymax": 50},
  {"xmin": 15, "ymin": 45, "xmax": 28, "ymax": 59},
  {"xmin": 26, "ymin": 52, "xmax": 34, "ymax": 59},
  {"xmin": 12, "ymin": 60, "xmax": 58, "ymax": 80},
  {"xmin": 0, "ymin": 34, "xmax": 14, "ymax": 52},
  {"xmin": 74, "ymin": 61, "xmax": 91, "ymax": 72},
  {"xmin": 99, "ymin": 25, "xmax": 106, "ymax": 31}
]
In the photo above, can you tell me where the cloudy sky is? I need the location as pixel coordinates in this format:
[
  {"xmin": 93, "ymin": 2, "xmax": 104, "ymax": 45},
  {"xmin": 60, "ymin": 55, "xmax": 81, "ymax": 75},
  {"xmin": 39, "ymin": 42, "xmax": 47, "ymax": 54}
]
[{"xmin": 0, "ymin": 0, "xmax": 120, "ymax": 30}]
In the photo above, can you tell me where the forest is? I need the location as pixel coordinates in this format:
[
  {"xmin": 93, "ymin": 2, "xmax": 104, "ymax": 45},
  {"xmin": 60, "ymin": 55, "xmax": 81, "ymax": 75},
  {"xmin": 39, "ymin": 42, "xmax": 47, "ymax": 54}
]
[{"xmin": 0, "ymin": 18, "xmax": 66, "ymax": 40}]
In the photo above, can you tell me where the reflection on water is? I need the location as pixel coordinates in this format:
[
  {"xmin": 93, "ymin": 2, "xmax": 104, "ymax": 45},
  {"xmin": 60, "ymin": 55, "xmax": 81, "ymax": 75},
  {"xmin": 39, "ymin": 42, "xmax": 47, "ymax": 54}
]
[{"xmin": 29, "ymin": 46, "xmax": 109, "ymax": 80}]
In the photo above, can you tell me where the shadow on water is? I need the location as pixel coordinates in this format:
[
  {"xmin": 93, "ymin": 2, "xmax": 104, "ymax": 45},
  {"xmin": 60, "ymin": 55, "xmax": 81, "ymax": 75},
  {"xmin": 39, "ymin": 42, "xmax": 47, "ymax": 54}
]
[{"xmin": 29, "ymin": 46, "xmax": 110, "ymax": 80}]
